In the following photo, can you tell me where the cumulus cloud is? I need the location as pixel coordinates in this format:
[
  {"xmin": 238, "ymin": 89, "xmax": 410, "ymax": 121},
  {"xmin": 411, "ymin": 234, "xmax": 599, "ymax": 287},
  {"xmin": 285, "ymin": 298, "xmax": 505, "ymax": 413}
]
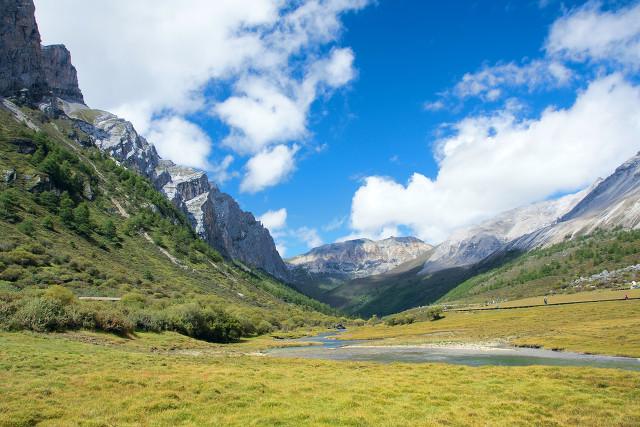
[
  {"xmin": 349, "ymin": 74, "xmax": 640, "ymax": 243},
  {"xmin": 240, "ymin": 145, "xmax": 300, "ymax": 193},
  {"xmin": 258, "ymin": 208, "xmax": 288, "ymax": 232},
  {"xmin": 213, "ymin": 49, "xmax": 356, "ymax": 155},
  {"xmin": 546, "ymin": 1, "xmax": 640, "ymax": 69},
  {"xmin": 295, "ymin": 227, "xmax": 324, "ymax": 249},
  {"xmin": 35, "ymin": 0, "xmax": 365, "ymax": 190},
  {"xmin": 452, "ymin": 59, "xmax": 573, "ymax": 102},
  {"xmin": 145, "ymin": 116, "xmax": 213, "ymax": 170}
]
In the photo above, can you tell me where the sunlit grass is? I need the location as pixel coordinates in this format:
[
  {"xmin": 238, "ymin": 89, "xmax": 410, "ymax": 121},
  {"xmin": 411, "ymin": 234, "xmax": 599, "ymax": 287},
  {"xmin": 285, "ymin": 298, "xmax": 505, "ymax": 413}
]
[
  {"xmin": 342, "ymin": 299, "xmax": 640, "ymax": 357},
  {"xmin": 1, "ymin": 332, "xmax": 639, "ymax": 426}
]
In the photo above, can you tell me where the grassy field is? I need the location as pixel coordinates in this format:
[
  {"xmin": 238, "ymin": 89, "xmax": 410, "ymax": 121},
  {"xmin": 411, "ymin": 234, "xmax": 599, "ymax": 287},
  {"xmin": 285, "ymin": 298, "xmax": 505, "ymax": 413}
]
[
  {"xmin": 463, "ymin": 287, "xmax": 640, "ymax": 310},
  {"xmin": 1, "ymin": 331, "xmax": 640, "ymax": 427},
  {"xmin": 341, "ymin": 299, "xmax": 640, "ymax": 357}
]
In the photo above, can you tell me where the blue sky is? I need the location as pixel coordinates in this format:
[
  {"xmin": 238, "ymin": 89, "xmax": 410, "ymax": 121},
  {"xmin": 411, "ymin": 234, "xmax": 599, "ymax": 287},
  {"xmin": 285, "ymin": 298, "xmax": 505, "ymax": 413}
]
[{"xmin": 35, "ymin": 0, "xmax": 640, "ymax": 257}]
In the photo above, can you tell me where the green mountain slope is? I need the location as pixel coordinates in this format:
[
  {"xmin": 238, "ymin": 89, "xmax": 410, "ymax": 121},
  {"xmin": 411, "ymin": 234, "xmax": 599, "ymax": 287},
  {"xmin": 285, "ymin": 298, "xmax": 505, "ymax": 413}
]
[
  {"xmin": 440, "ymin": 228, "xmax": 640, "ymax": 304},
  {"xmin": 0, "ymin": 105, "xmax": 338, "ymax": 341}
]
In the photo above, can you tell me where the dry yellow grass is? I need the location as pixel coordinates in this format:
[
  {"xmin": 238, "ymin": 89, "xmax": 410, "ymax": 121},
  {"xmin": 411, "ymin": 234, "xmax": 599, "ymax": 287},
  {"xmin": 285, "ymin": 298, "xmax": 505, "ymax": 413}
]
[
  {"xmin": 472, "ymin": 288, "xmax": 640, "ymax": 309},
  {"xmin": 1, "ymin": 332, "xmax": 639, "ymax": 426},
  {"xmin": 342, "ymin": 299, "xmax": 640, "ymax": 357}
]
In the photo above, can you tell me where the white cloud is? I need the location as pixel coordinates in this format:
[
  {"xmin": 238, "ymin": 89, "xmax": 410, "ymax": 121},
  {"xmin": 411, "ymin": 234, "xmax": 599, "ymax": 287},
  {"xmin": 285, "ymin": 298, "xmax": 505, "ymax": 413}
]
[
  {"xmin": 240, "ymin": 144, "xmax": 300, "ymax": 193},
  {"xmin": 295, "ymin": 227, "xmax": 324, "ymax": 249},
  {"xmin": 423, "ymin": 100, "xmax": 445, "ymax": 112},
  {"xmin": 322, "ymin": 215, "xmax": 347, "ymax": 232},
  {"xmin": 349, "ymin": 74, "xmax": 640, "ymax": 243},
  {"xmin": 34, "ymin": 0, "xmax": 365, "ymax": 191},
  {"xmin": 145, "ymin": 116, "xmax": 213, "ymax": 170},
  {"xmin": 258, "ymin": 208, "xmax": 288, "ymax": 232},
  {"xmin": 546, "ymin": 1, "xmax": 640, "ymax": 69},
  {"xmin": 275, "ymin": 244, "xmax": 288, "ymax": 257},
  {"xmin": 215, "ymin": 47, "xmax": 356, "ymax": 155},
  {"xmin": 452, "ymin": 59, "xmax": 573, "ymax": 102}
]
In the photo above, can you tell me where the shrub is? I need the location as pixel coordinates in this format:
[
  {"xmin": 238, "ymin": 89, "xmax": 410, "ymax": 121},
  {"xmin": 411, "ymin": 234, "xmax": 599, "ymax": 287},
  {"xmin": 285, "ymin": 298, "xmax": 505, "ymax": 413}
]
[
  {"xmin": 166, "ymin": 304, "xmax": 243, "ymax": 343},
  {"xmin": 37, "ymin": 191, "xmax": 59, "ymax": 212},
  {"xmin": 44, "ymin": 285, "xmax": 75, "ymax": 305},
  {"xmin": 0, "ymin": 189, "xmax": 20, "ymax": 222},
  {"xmin": 42, "ymin": 215, "xmax": 55, "ymax": 230},
  {"xmin": 0, "ymin": 266, "xmax": 23, "ymax": 281},
  {"xmin": 16, "ymin": 220, "xmax": 35, "ymax": 236},
  {"xmin": 93, "ymin": 307, "xmax": 133, "ymax": 335},
  {"xmin": 11, "ymin": 297, "xmax": 67, "ymax": 332}
]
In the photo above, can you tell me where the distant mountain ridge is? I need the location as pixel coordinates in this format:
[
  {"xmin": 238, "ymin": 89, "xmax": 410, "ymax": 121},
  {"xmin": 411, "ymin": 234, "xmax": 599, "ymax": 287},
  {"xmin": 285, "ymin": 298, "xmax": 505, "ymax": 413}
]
[
  {"xmin": 420, "ymin": 185, "xmax": 595, "ymax": 274},
  {"xmin": 287, "ymin": 236, "xmax": 433, "ymax": 280},
  {"xmin": 511, "ymin": 151, "xmax": 640, "ymax": 251}
]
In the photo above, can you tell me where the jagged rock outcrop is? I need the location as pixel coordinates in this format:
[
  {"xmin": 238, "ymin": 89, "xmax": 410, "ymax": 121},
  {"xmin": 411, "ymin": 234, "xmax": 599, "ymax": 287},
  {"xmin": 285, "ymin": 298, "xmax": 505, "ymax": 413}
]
[
  {"xmin": 0, "ymin": 0, "xmax": 83, "ymax": 102},
  {"xmin": 287, "ymin": 237, "xmax": 433, "ymax": 280},
  {"xmin": 59, "ymin": 101, "xmax": 289, "ymax": 280},
  {"xmin": 0, "ymin": 0, "xmax": 47, "ymax": 98},
  {"xmin": 41, "ymin": 44, "xmax": 84, "ymax": 103}
]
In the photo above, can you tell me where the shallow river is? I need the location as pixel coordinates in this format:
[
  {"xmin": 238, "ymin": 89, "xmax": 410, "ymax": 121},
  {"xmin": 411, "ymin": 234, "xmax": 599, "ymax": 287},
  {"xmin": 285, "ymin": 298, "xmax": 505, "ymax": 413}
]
[{"xmin": 266, "ymin": 332, "xmax": 640, "ymax": 371}]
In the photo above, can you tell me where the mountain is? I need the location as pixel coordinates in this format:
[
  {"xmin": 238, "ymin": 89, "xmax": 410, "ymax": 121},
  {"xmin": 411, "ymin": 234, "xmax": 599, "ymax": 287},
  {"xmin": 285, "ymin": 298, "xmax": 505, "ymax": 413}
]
[
  {"xmin": 0, "ymin": 0, "xmax": 83, "ymax": 103},
  {"xmin": 287, "ymin": 236, "xmax": 432, "ymax": 280},
  {"xmin": 286, "ymin": 236, "xmax": 432, "ymax": 304},
  {"xmin": 61, "ymin": 102, "xmax": 289, "ymax": 280},
  {"xmin": 309, "ymin": 152, "xmax": 640, "ymax": 316},
  {"xmin": 0, "ymin": 0, "xmax": 335, "ymax": 339},
  {"xmin": 0, "ymin": 0, "xmax": 289, "ymax": 281},
  {"xmin": 420, "ymin": 187, "xmax": 592, "ymax": 274},
  {"xmin": 512, "ymin": 152, "xmax": 640, "ymax": 250}
]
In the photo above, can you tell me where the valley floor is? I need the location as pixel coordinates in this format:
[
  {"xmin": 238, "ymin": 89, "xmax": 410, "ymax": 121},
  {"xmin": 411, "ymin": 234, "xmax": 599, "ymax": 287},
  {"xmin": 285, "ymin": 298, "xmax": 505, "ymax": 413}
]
[
  {"xmin": 2, "ymin": 324, "xmax": 640, "ymax": 426},
  {"xmin": 342, "ymin": 297, "xmax": 640, "ymax": 357}
]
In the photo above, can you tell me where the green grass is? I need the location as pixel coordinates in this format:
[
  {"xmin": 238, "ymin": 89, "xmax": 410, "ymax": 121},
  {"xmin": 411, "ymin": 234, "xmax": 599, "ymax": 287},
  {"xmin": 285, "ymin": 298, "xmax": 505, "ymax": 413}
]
[
  {"xmin": 1, "ymin": 331, "xmax": 639, "ymax": 426},
  {"xmin": 441, "ymin": 229, "xmax": 640, "ymax": 304},
  {"xmin": 341, "ymin": 299, "xmax": 640, "ymax": 357}
]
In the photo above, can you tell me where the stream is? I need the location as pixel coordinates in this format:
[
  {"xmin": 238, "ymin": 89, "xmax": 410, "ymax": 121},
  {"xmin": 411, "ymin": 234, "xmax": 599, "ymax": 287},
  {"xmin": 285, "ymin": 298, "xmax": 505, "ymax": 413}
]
[{"xmin": 266, "ymin": 332, "xmax": 640, "ymax": 370}]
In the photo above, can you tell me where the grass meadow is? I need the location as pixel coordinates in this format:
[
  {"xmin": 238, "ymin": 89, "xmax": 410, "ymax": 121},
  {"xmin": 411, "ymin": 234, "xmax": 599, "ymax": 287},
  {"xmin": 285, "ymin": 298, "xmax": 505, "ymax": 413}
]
[{"xmin": 1, "ymin": 331, "xmax": 640, "ymax": 426}]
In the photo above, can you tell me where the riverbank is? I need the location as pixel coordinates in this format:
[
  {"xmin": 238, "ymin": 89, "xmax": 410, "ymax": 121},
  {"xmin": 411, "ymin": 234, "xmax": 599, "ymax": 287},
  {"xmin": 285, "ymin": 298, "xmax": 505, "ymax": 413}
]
[{"xmin": 340, "ymin": 299, "xmax": 640, "ymax": 357}]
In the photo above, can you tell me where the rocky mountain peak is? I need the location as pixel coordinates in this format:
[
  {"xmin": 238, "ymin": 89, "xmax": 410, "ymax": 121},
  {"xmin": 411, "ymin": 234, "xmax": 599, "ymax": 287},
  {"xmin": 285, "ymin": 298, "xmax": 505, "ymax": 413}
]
[
  {"xmin": 287, "ymin": 236, "xmax": 433, "ymax": 279},
  {"xmin": 0, "ymin": 0, "xmax": 83, "ymax": 103}
]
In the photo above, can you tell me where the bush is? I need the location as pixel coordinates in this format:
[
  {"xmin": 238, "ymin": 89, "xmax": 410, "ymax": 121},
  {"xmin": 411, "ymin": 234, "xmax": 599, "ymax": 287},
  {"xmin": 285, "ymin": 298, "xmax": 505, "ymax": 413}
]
[
  {"xmin": 42, "ymin": 215, "xmax": 55, "ymax": 230},
  {"xmin": 0, "ymin": 189, "xmax": 20, "ymax": 222},
  {"xmin": 0, "ymin": 266, "xmax": 23, "ymax": 281},
  {"xmin": 166, "ymin": 304, "xmax": 243, "ymax": 343},
  {"xmin": 93, "ymin": 307, "xmax": 133, "ymax": 335},
  {"xmin": 11, "ymin": 297, "xmax": 67, "ymax": 332},
  {"xmin": 44, "ymin": 285, "xmax": 75, "ymax": 305},
  {"xmin": 16, "ymin": 220, "xmax": 35, "ymax": 236}
]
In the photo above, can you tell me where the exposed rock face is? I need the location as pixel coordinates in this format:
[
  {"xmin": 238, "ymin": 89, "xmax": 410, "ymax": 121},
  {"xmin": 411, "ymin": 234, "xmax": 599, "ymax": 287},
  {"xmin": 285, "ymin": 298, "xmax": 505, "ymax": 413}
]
[
  {"xmin": 60, "ymin": 101, "xmax": 289, "ymax": 280},
  {"xmin": 287, "ymin": 237, "xmax": 433, "ymax": 280},
  {"xmin": 420, "ymin": 189, "xmax": 591, "ymax": 274},
  {"xmin": 0, "ymin": 0, "xmax": 83, "ymax": 102},
  {"xmin": 0, "ymin": 0, "xmax": 47, "ymax": 98},
  {"xmin": 41, "ymin": 44, "xmax": 84, "ymax": 103}
]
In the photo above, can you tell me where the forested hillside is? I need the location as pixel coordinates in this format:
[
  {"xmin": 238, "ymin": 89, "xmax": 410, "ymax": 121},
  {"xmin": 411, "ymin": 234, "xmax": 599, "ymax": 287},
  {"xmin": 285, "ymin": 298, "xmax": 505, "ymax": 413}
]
[{"xmin": 0, "ymin": 105, "xmax": 338, "ymax": 342}]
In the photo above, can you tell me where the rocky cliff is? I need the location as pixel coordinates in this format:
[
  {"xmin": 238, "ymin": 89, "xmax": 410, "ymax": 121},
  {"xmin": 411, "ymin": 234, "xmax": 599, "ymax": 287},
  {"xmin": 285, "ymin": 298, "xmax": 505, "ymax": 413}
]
[
  {"xmin": 61, "ymin": 102, "xmax": 289, "ymax": 280},
  {"xmin": 287, "ymin": 236, "xmax": 433, "ymax": 280},
  {"xmin": 0, "ymin": 0, "xmax": 288, "ymax": 280},
  {"xmin": 0, "ymin": 0, "xmax": 83, "ymax": 102},
  {"xmin": 41, "ymin": 44, "xmax": 84, "ymax": 103}
]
